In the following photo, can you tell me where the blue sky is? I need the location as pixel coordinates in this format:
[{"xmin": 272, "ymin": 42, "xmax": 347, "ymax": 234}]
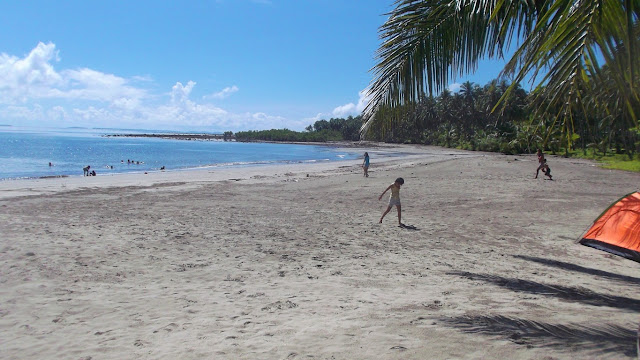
[{"xmin": 0, "ymin": 0, "xmax": 509, "ymax": 132}]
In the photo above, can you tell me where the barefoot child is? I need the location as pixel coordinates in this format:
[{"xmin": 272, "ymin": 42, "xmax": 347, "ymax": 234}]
[
  {"xmin": 535, "ymin": 149, "xmax": 545, "ymax": 178},
  {"xmin": 541, "ymin": 159, "xmax": 553, "ymax": 180},
  {"xmin": 379, "ymin": 177, "xmax": 404, "ymax": 225}
]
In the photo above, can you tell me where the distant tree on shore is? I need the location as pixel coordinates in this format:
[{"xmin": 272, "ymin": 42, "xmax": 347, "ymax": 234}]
[{"xmin": 234, "ymin": 116, "xmax": 364, "ymax": 143}]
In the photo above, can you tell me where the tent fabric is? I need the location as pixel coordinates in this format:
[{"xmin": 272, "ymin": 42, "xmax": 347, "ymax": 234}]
[{"xmin": 579, "ymin": 192, "xmax": 640, "ymax": 263}]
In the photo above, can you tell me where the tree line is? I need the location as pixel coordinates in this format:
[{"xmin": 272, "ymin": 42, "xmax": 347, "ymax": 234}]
[
  {"xmin": 361, "ymin": 0, "xmax": 640, "ymax": 160},
  {"xmin": 366, "ymin": 79, "xmax": 639, "ymax": 158},
  {"xmin": 232, "ymin": 1, "xmax": 640, "ymax": 161},
  {"xmin": 234, "ymin": 116, "xmax": 363, "ymax": 143},
  {"xmin": 231, "ymin": 77, "xmax": 638, "ymax": 159}
]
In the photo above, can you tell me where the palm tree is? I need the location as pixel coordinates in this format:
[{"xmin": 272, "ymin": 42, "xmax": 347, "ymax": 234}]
[{"xmin": 362, "ymin": 0, "xmax": 640, "ymax": 148}]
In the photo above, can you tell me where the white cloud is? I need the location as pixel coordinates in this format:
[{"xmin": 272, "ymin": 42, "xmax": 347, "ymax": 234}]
[
  {"xmin": 47, "ymin": 106, "xmax": 68, "ymax": 122},
  {"xmin": 131, "ymin": 75, "xmax": 153, "ymax": 82},
  {"xmin": 0, "ymin": 43, "xmax": 301, "ymax": 131},
  {"xmin": 330, "ymin": 89, "xmax": 370, "ymax": 118},
  {"xmin": 332, "ymin": 103, "xmax": 356, "ymax": 117},
  {"xmin": 204, "ymin": 85, "xmax": 239, "ymax": 100},
  {"xmin": 302, "ymin": 112, "xmax": 325, "ymax": 125},
  {"xmin": 0, "ymin": 43, "xmax": 147, "ymax": 105},
  {"xmin": 1, "ymin": 43, "xmax": 382, "ymax": 133},
  {"xmin": 448, "ymin": 82, "xmax": 462, "ymax": 92},
  {"xmin": 171, "ymin": 80, "xmax": 196, "ymax": 104},
  {"xmin": 0, "ymin": 42, "xmax": 62, "ymax": 103}
]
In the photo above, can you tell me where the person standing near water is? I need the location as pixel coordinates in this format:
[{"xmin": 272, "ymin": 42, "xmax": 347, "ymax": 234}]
[
  {"xmin": 362, "ymin": 152, "xmax": 370, "ymax": 177},
  {"xmin": 83, "ymin": 165, "xmax": 90, "ymax": 176}
]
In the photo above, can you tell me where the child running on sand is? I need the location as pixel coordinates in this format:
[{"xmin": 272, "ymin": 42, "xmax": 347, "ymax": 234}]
[
  {"xmin": 541, "ymin": 159, "xmax": 553, "ymax": 180},
  {"xmin": 535, "ymin": 149, "xmax": 545, "ymax": 178},
  {"xmin": 379, "ymin": 177, "xmax": 404, "ymax": 225}
]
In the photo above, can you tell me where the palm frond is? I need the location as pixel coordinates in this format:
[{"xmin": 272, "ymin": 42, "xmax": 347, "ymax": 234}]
[{"xmin": 362, "ymin": 0, "xmax": 523, "ymax": 135}]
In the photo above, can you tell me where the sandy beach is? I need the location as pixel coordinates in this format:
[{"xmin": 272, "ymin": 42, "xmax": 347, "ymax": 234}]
[{"xmin": 1, "ymin": 144, "xmax": 639, "ymax": 359}]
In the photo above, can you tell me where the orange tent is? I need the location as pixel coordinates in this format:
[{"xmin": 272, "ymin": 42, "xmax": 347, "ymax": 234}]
[{"xmin": 579, "ymin": 192, "xmax": 640, "ymax": 263}]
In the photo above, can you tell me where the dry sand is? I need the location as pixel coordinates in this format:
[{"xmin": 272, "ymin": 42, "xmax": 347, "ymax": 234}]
[{"xmin": 1, "ymin": 144, "xmax": 639, "ymax": 360}]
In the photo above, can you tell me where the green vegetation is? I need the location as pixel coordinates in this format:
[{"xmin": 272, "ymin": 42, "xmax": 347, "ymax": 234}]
[
  {"xmin": 234, "ymin": 116, "xmax": 363, "ymax": 143},
  {"xmin": 232, "ymin": 2, "xmax": 640, "ymax": 172},
  {"xmin": 359, "ymin": 0, "xmax": 640, "ymax": 172},
  {"xmin": 230, "ymin": 75, "xmax": 639, "ymax": 172},
  {"xmin": 571, "ymin": 152, "xmax": 640, "ymax": 172},
  {"xmin": 363, "ymin": 77, "xmax": 639, "ymax": 152}
]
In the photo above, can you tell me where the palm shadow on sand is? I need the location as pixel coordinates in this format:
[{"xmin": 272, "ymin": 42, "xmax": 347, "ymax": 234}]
[
  {"xmin": 437, "ymin": 314, "xmax": 636, "ymax": 358},
  {"xmin": 447, "ymin": 270, "xmax": 640, "ymax": 311},
  {"xmin": 443, "ymin": 271, "xmax": 639, "ymax": 358},
  {"xmin": 513, "ymin": 255, "xmax": 640, "ymax": 285}
]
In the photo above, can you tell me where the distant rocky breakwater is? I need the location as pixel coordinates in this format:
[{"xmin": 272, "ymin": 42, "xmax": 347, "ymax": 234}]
[{"xmin": 105, "ymin": 133, "xmax": 233, "ymax": 141}]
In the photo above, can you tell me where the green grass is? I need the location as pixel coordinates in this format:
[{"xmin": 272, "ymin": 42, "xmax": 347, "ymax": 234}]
[
  {"xmin": 567, "ymin": 151, "xmax": 640, "ymax": 172},
  {"xmin": 599, "ymin": 156, "xmax": 640, "ymax": 171}
]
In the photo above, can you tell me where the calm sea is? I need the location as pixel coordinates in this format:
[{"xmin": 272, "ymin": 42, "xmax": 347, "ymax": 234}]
[{"xmin": 0, "ymin": 126, "xmax": 362, "ymax": 180}]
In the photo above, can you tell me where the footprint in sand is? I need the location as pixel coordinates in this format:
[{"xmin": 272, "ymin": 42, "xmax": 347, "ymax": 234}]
[
  {"xmin": 134, "ymin": 339, "xmax": 145, "ymax": 347},
  {"xmin": 153, "ymin": 323, "xmax": 179, "ymax": 333}
]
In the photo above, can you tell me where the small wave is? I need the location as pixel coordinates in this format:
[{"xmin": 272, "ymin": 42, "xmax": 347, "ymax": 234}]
[
  {"xmin": 173, "ymin": 158, "xmax": 334, "ymax": 171},
  {"xmin": 39, "ymin": 175, "xmax": 69, "ymax": 179},
  {"xmin": 0, "ymin": 174, "xmax": 70, "ymax": 181}
]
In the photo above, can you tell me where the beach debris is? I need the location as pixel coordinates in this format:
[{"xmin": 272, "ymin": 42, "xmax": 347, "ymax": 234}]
[
  {"xmin": 261, "ymin": 300, "xmax": 298, "ymax": 311},
  {"xmin": 390, "ymin": 346, "xmax": 407, "ymax": 351}
]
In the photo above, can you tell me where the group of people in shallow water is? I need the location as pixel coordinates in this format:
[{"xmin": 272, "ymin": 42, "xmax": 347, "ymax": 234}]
[
  {"xmin": 82, "ymin": 165, "xmax": 96, "ymax": 177},
  {"xmin": 81, "ymin": 161, "xmax": 166, "ymax": 177}
]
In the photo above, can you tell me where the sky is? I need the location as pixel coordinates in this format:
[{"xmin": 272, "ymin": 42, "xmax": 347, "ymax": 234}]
[{"xmin": 0, "ymin": 0, "xmax": 510, "ymax": 132}]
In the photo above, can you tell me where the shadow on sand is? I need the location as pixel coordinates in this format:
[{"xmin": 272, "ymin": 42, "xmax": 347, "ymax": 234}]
[
  {"xmin": 447, "ymin": 271, "xmax": 640, "ymax": 312},
  {"xmin": 513, "ymin": 254, "xmax": 640, "ymax": 286},
  {"xmin": 438, "ymin": 314, "xmax": 637, "ymax": 358},
  {"xmin": 399, "ymin": 223, "xmax": 419, "ymax": 230}
]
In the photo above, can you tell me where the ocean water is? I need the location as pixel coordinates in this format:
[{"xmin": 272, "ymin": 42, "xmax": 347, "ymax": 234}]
[{"xmin": 0, "ymin": 127, "xmax": 362, "ymax": 180}]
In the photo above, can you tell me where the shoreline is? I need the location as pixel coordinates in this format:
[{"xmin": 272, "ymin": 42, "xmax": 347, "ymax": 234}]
[
  {"xmin": 0, "ymin": 144, "xmax": 474, "ymax": 200},
  {"xmin": 2, "ymin": 145, "xmax": 639, "ymax": 359}
]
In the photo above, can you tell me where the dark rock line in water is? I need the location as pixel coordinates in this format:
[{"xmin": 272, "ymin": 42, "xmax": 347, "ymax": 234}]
[{"xmin": 105, "ymin": 133, "xmax": 231, "ymax": 141}]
